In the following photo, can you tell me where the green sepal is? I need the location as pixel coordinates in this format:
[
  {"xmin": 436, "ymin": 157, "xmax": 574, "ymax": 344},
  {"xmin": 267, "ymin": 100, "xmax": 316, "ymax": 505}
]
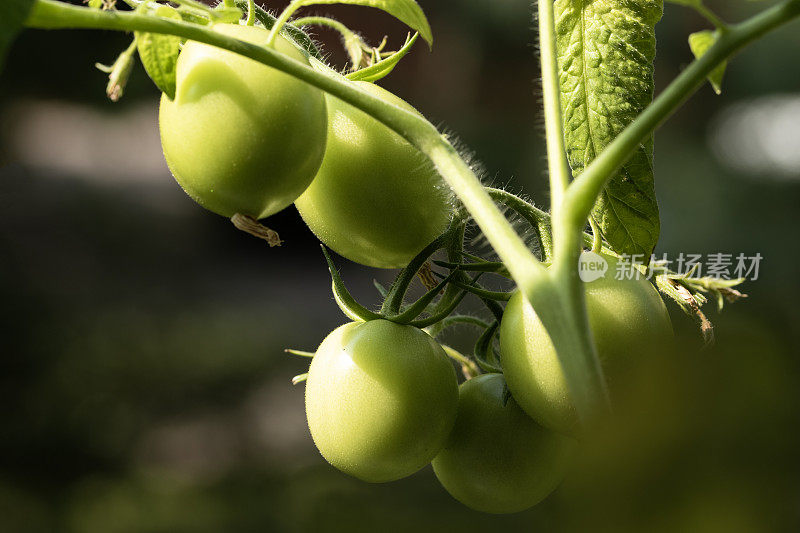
[
  {"xmin": 373, "ymin": 279, "xmax": 389, "ymax": 298},
  {"xmin": 347, "ymin": 32, "xmax": 418, "ymax": 83},
  {"xmin": 432, "ymin": 259, "xmax": 510, "ymax": 276},
  {"xmin": 390, "ymin": 268, "xmax": 459, "ymax": 324},
  {"xmin": 380, "ymin": 226, "xmax": 454, "ymax": 315},
  {"xmin": 473, "ymin": 322, "xmax": 502, "ymax": 374},
  {"xmin": 431, "ymin": 270, "xmax": 512, "ymax": 301},
  {"xmin": 321, "ymin": 246, "xmax": 383, "ymax": 322},
  {"xmin": 689, "ymin": 29, "xmax": 727, "ymax": 94},
  {"xmin": 406, "ymin": 287, "xmax": 470, "ymax": 329}
]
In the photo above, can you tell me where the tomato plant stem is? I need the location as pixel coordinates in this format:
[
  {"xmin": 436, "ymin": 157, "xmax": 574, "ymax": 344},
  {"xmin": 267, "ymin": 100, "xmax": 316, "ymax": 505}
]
[
  {"xmin": 537, "ymin": 0, "xmax": 611, "ymax": 422},
  {"xmin": 245, "ymin": 0, "xmax": 255, "ymax": 26},
  {"xmin": 536, "ymin": 0, "xmax": 572, "ymax": 212},
  {"xmin": 170, "ymin": 0, "xmax": 216, "ymax": 19},
  {"xmin": 266, "ymin": 0, "xmax": 301, "ymax": 47},
  {"xmin": 484, "ymin": 188, "xmax": 553, "ymax": 262}
]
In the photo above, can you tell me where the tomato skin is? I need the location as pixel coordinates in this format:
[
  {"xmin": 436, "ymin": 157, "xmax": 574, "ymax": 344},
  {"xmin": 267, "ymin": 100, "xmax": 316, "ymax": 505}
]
[
  {"xmin": 432, "ymin": 374, "xmax": 576, "ymax": 514},
  {"xmin": 305, "ymin": 320, "xmax": 458, "ymax": 482},
  {"xmin": 499, "ymin": 254, "xmax": 673, "ymax": 435},
  {"xmin": 294, "ymin": 81, "xmax": 453, "ymax": 268},
  {"xmin": 159, "ymin": 23, "xmax": 327, "ymax": 219}
]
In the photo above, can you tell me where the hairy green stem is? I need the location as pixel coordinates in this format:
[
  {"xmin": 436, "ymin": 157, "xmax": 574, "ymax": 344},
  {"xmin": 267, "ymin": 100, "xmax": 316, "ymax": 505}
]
[
  {"xmin": 267, "ymin": 0, "xmax": 302, "ymax": 46},
  {"xmin": 486, "ymin": 186, "xmax": 614, "ymax": 256},
  {"xmin": 589, "ymin": 217, "xmax": 602, "ymax": 253},
  {"xmin": 232, "ymin": 1, "xmax": 323, "ymax": 60},
  {"xmin": 485, "ymin": 187, "xmax": 552, "ymax": 261},
  {"xmin": 537, "ymin": 0, "xmax": 611, "ymax": 421},
  {"xmin": 245, "ymin": 0, "xmax": 255, "ymax": 26},
  {"xmin": 294, "ymin": 15, "xmax": 351, "ymax": 34},
  {"xmin": 537, "ymin": 1, "xmax": 572, "ymax": 216}
]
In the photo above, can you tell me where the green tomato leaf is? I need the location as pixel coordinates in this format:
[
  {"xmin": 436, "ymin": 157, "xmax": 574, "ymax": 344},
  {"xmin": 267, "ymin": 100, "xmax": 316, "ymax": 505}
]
[
  {"xmin": 665, "ymin": 0, "xmax": 701, "ymax": 6},
  {"xmin": 135, "ymin": 5, "xmax": 183, "ymax": 100},
  {"xmin": 0, "ymin": 0, "xmax": 35, "ymax": 72},
  {"xmin": 688, "ymin": 29, "xmax": 727, "ymax": 94},
  {"xmin": 347, "ymin": 32, "xmax": 418, "ymax": 82},
  {"xmin": 293, "ymin": 0, "xmax": 433, "ymax": 47},
  {"xmin": 556, "ymin": 0, "xmax": 663, "ymax": 259}
]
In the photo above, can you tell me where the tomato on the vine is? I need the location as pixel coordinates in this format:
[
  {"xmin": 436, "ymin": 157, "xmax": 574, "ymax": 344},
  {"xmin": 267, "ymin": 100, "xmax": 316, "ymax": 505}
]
[
  {"xmin": 294, "ymin": 80, "xmax": 454, "ymax": 269},
  {"xmin": 304, "ymin": 320, "xmax": 458, "ymax": 482},
  {"xmin": 159, "ymin": 23, "xmax": 327, "ymax": 219},
  {"xmin": 499, "ymin": 254, "xmax": 673, "ymax": 435},
  {"xmin": 432, "ymin": 373, "xmax": 576, "ymax": 514}
]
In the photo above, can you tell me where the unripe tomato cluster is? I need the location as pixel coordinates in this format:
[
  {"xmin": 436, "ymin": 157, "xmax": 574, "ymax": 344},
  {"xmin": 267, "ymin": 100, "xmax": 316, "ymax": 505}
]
[
  {"xmin": 303, "ymin": 319, "xmax": 578, "ymax": 514},
  {"xmin": 158, "ymin": 23, "xmax": 453, "ymax": 268},
  {"xmin": 301, "ymin": 254, "xmax": 671, "ymax": 514},
  {"xmin": 155, "ymin": 24, "xmax": 673, "ymax": 514}
]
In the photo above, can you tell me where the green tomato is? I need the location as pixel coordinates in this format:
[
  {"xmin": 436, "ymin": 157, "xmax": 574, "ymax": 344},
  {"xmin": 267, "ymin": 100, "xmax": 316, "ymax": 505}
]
[
  {"xmin": 159, "ymin": 23, "xmax": 327, "ymax": 219},
  {"xmin": 305, "ymin": 320, "xmax": 458, "ymax": 482},
  {"xmin": 432, "ymin": 374, "xmax": 576, "ymax": 514},
  {"xmin": 294, "ymin": 81, "xmax": 453, "ymax": 268},
  {"xmin": 499, "ymin": 254, "xmax": 673, "ymax": 435}
]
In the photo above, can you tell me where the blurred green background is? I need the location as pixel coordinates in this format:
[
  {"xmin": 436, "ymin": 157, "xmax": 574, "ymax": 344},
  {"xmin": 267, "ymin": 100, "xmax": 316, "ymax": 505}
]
[{"xmin": 1, "ymin": 1, "xmax": 799, "ymax": 531}]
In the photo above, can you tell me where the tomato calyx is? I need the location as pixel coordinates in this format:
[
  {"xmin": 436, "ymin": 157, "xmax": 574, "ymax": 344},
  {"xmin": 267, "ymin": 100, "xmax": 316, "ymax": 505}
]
[
  {"xmin": 231, "ymin": 214, "xmax": 282, "ymax": 247},
  {"xmin": 314, "ymin": 214, "xmax": 509, "ymax": 382},
  {"xmin": 319, "ymin": 216, "xmax": 504, "ymax": 331}
]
